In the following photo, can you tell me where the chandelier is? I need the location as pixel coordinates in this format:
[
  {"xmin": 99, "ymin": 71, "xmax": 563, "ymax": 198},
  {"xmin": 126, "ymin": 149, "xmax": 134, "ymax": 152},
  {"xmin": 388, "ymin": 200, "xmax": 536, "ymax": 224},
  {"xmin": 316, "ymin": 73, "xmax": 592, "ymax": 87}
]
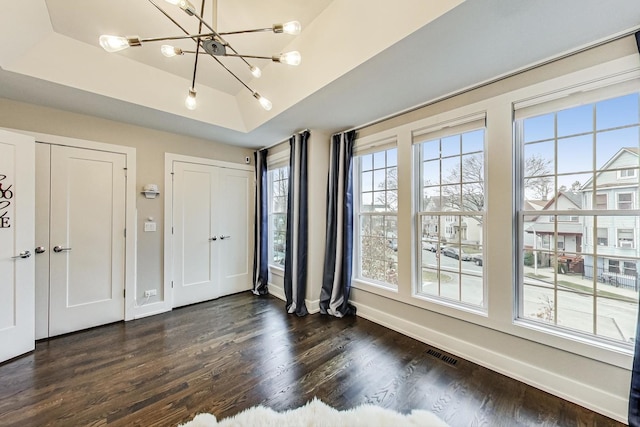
[{"xmin": 99, "ymin": 0, "xmax": 302, "ymax": 111}]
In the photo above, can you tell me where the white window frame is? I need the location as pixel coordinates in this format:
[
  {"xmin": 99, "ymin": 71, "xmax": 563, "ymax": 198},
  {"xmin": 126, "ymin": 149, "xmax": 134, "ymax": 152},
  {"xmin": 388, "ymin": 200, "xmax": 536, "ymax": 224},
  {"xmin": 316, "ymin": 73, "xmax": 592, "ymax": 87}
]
[
  {"xmin": 267, "ymin": 151, "xmax": 290, "ymax": 271},
  {"xmin": 353, "ymin": 136, "xmax": 399, "ymax": 291},
  {"xmin": 618, "ymin": 168, "xmax": 637, "ymax": 179},
  {"xmin": 617, "ymin": 192, "xmax": 634, "ymax": 210},
  {"xmin": 514, "ymin": 75, "xmax": 640, "ymax": 353},
  {"xmin": 412, "ymin": 113, "xmax": 487, "ymax": 310}
]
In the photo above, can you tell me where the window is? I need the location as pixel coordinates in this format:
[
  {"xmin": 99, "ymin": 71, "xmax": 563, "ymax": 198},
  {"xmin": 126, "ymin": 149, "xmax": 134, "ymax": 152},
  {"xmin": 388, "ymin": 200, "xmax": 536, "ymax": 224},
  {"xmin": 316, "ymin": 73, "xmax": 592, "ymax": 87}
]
[
  {"xmin": 596, "ymin": 228, "xmax": 608, "ymax": 246},
  {"xmin": 415, "ymin": 119, "xmax": 485, "ymax": 308},
  {"xmin": 618, "ymin": 168, "xmax": 637, "ymax": 179},
  {"xmin": 595, "ymin": 194, "xmax": 607, "ymax": 210},
  {"xmin": 618, "ymin": 228, "xmax": 634, "ymax": 248},
  {"xmin": 268, "ymin": 166, "xmax": 288, "ymax": 267},
  {"xmin": 517, "ymin": 90, "xmax": 640, "ymax": 344},
  {"xmin": 355, "ymin": 147, "xmax": 398, "ymax": 287},
  {"xmin": 617, "ymin": 193, "xmax": 633, "ymax": 210}
]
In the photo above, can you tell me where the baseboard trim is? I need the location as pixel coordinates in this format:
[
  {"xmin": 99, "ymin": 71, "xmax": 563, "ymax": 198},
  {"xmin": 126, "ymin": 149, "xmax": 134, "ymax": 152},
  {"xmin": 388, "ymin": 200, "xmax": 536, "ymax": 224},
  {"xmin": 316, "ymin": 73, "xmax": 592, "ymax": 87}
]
[
  {"xmin": 353, "ymin": 301, "xmax": 627, "ymax": 423},
  {"xmin": 267, "ymin": 285, "xmax": 320, "ymax": 314},
  {"xmin": 133, "ymin": 302, "xmax": 171, "ymax": 319}
]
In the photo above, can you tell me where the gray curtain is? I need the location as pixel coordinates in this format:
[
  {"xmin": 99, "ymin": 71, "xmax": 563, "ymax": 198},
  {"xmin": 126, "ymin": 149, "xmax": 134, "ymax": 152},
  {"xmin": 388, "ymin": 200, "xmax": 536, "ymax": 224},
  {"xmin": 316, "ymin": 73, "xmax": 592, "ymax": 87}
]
[
  {"xmin": 284, "ymin": 131, "xmax": 309, "ymax": 316},
  {"xmin": 252, "ymin": 148, "xmax": 269, "ymax": 295},
  {"xmin": 320, "ymin": 130, "xmax": 357, "ymax": 317}
]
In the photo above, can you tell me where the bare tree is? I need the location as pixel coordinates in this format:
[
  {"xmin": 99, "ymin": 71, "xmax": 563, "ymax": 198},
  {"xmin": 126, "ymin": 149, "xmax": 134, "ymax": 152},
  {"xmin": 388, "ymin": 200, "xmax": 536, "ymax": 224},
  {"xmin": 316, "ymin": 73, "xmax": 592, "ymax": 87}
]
[{"xmin": 524, "ymin": 155, "xmax": 553, "ymax": 200}]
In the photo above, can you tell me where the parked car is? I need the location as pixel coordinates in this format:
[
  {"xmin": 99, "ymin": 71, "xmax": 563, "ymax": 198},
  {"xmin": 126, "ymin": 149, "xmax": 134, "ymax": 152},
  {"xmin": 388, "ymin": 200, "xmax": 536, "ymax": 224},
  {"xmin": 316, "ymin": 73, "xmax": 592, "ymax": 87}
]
[
  {"xmin": 472, "ymin": 253, "xmax": 483, "ymax": 266},
  {"xmin": 442, "ymin": 247, "xmax": 471, "ymax": 261},
  {"xmin": 422, "ymin": 240, "xmax": 440, "ymax": 252}
]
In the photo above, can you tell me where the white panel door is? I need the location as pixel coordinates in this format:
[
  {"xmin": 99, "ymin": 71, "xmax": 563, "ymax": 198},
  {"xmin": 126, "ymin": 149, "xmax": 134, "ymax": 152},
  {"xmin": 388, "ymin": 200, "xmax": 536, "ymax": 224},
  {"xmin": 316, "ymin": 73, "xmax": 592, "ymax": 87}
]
[
  {"xmin": 218, "ymin": 168, "xmax": 253, "ymax": 296},
  {"xmin": 49, "ymin": 145, "xmax": 126, "ymax": 336},
  {"xmin": 172, "ymin": 162, "xmax": 219, "ymax": 307},
  {"xmin": 0, "ymin": 129, "xmax": 35, "ymax": 363}
]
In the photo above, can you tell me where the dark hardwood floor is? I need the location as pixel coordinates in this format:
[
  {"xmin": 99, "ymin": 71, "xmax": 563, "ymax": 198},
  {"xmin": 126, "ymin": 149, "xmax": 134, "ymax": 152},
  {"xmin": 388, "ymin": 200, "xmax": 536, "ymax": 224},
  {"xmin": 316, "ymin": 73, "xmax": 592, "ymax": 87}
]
[{"xmin": 0, "ymin": 292, "xmax": 624, "ymax": 426}]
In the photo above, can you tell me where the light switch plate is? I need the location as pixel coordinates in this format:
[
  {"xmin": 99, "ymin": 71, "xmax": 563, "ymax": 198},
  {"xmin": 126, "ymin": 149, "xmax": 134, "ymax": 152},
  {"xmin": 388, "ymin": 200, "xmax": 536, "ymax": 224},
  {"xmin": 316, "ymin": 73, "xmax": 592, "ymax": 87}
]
[{"xmin": 144, "ymin": 222, "xmax": 156, "ymax": 232}]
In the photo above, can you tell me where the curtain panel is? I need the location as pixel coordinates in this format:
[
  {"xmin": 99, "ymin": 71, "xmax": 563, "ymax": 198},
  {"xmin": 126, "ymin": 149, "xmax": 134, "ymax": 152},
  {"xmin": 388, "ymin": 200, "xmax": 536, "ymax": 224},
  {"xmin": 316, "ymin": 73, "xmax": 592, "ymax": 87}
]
[
  {"xmin": 320, "ymin": 130, "xmax": 357, "ymax": 317},
  {"xmin": 284, "ymin": 131, "xmax": 309, "ymax": 316},
  {"xmin": 252, "ymin": 148, "xmax": 269, "ymax": 295}
]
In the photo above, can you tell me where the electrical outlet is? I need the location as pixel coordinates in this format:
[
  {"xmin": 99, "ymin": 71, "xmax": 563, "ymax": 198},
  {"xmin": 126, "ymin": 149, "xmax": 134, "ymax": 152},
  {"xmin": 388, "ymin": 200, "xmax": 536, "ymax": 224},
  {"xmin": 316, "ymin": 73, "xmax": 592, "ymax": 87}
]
[{"xmin": 144, "ymin": 289, "xmax": 157, "ymax": 298}]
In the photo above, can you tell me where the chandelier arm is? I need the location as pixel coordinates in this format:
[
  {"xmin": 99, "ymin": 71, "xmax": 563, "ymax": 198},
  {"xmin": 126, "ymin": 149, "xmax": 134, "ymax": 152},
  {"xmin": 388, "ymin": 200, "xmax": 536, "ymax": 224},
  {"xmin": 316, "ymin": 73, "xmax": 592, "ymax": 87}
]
[
  {"xmin": 190, "ymin": 0, "xmax": 207, "ymax": 90},
  {"xmin": 224, "ymin": 53, "xmax": 275, "ymax": 61},
  {"xmin": 147, "ymin": 0, "xmax": 201, "ymax": 43},
  {"xmin": 217, "ymin": 28, "xmax": 272, "ymax": 36},
  {"xmin": 140, "ymin": 33, "xmax": 215, "ymax": 43}
]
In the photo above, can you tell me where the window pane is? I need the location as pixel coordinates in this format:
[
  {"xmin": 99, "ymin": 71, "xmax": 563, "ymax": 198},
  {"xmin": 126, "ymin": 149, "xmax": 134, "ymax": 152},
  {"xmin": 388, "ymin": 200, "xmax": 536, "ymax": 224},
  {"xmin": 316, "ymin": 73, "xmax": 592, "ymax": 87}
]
[
  {"xmin": 596, "ymin": 127, "xmax": 640, "ymax": 170},
  {"xmin": 557, "ymin": 104, "xmax": 592, "ymax": 137},
  {"xmin": 557, "ymin": 135, "xmax": 592, "ymax": 174},
  {"xmin": 462, "ymin": 129, "xmax": 484, "ymax": 154},
  {"xmin": 596, "ymin": 93, "xmax": 640, "ymax": 131},
  {"xmin": 524, "ymin": 113, "xmax": 554, "ymax": 143},
  {"xmin": 441, "ymin": 134, "xmax": 460, "ymax": 157}
]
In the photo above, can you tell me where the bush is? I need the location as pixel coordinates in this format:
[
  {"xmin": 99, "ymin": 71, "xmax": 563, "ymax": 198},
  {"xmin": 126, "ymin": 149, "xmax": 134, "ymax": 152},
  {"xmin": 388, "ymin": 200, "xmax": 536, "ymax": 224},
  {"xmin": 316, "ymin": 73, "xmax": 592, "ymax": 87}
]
[{"xmin": 524, "ymin": 251, "xmax": 534, "ymax": 267}]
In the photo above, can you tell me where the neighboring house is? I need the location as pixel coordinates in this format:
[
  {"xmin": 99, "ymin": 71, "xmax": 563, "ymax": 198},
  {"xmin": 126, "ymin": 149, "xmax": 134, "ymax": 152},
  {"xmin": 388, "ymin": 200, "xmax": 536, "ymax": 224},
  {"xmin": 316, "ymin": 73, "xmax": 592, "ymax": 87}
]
[
  {"xmin": 581, "ymin": 148, "xmax": 640, "ymax": 288},
  {"xmin": 422, "ymin": 197, "xmax": 483, "ymax": 245},
  {"xmin": 525, "ymin": 191, "xmax": 583, "ymax": 267}
]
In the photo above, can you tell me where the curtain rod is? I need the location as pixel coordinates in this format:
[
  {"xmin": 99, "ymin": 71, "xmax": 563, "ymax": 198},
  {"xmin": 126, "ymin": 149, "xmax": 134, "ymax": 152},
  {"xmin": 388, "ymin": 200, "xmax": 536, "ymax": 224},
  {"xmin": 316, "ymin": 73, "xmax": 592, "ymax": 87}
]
[{"xmin": 337, "ymin": 26, "xmax": 640, "ymax": 136}]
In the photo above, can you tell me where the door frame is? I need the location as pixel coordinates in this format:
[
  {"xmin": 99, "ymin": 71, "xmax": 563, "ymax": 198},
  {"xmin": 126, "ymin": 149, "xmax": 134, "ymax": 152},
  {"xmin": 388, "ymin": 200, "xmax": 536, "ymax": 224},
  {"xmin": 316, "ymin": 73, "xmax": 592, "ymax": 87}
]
[
  {"xmin": 2, "ymin": 128, "xmax": 137, "ymax": 322},
  {"xmin": 164, "ymin": 153, "xmax": 253, "ymax": 312}
]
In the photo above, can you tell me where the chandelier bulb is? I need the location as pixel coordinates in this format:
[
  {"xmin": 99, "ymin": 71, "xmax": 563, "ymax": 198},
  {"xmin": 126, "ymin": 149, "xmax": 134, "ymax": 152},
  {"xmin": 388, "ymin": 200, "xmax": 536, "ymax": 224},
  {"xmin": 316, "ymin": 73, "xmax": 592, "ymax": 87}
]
[
  {"xmin": 161, "ymin": 45, "xmax": 183, "ymax": 57},
  {"xmin": 185, "ymin": 89, "xmax": 197, "ymax": 110},
  {"xmin": 282, "ymin": 21, "xmax": 301, "ymax": 35},
  {"xmin": 250, "ymin": 65, "xmax": 262, "ymax": 78},
  {"xmin": 276, "ymin": 51, "xmax": 301, "ymax": 66},
  {"xmin": 164, "ymin": 0, "xmax": 196, "ymax": 15},
  {"xmin": 253, "ymin": 92, "xmax": 272, "ymax": 111},
  {"xmin": 99, "ymin": 35, "xmax": 141, "ymax": 53}
]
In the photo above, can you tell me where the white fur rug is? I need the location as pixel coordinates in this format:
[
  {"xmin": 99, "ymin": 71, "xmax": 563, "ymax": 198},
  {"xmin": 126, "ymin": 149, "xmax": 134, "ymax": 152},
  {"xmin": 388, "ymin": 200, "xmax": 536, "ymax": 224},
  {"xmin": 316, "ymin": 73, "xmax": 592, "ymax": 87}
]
[{"xmin": 178, "ymin": 398, "xmax": 448, "ymax": 427}]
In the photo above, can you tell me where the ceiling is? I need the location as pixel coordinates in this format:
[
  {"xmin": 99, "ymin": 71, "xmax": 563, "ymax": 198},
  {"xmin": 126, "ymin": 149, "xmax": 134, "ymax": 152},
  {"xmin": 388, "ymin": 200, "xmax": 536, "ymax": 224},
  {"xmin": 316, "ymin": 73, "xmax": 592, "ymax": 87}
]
[{"xmin": 0, "ymin": 0, "xmax": 639, "ymax": 149}]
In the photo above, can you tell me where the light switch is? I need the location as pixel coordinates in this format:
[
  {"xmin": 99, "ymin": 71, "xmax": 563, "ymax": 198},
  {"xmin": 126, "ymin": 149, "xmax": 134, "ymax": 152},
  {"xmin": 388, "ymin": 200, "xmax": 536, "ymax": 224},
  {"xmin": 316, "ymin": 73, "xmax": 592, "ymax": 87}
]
[{"xmin": 144, "ymin": 222, "xmax": 157, "ymax": 232}]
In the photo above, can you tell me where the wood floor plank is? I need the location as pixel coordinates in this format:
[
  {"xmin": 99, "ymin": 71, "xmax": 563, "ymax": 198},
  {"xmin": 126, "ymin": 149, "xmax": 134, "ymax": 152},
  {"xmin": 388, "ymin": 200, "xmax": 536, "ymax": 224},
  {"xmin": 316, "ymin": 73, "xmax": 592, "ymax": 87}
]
[{"xmin": 0, "ymin": 292, "xmax": 624, "ymax": 426}]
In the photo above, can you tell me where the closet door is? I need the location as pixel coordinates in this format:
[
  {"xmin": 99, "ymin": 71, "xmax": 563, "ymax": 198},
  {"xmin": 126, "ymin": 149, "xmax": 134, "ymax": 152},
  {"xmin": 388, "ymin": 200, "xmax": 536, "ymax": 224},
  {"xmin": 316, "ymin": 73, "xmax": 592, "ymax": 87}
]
[
  {"xmin": 48, "ymin": 145, "xmax": 126, "ymax": 336},
  {"xmin": 0, "ymin": 130, "xmax": 35, "ymax": 363},
  {"xmin": 171, "ymin": 161, "xmax": 253, "ymax": 307},
  {"xmin": 217, "ymin": 168, "xmax": 253, "ymax": 296},
  {"xmin": 172, "ymin": 161, "xmax": 219, "ymax": 307}
]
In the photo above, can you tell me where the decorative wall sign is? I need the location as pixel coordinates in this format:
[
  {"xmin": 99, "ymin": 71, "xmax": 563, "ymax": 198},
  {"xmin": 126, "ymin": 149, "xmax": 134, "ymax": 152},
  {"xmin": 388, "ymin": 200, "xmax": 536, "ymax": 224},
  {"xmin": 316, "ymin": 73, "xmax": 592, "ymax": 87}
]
[{"xmin": 0, "ymin": 174, "xmax": 12, "ymax": 228}]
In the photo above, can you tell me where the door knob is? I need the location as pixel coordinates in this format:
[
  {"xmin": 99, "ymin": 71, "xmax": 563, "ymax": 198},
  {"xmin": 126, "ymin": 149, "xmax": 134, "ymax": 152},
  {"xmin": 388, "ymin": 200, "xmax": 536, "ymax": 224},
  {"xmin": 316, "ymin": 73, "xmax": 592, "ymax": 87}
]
[
  {"xmin": 11, "ymin": 250, "xmax": 31, "ymax": 259},
  {"xmin": 209, "ymin": 237, "xmax": 217, "ymax": 241},
  {"xmin": 35, "ymin": 246, "xmax": 46, "ymax": 254},
  {"xmin": 219, "ymin": 235, "xmax": 231, "ymax": 240},
  {"xmin": 53, "ymin": 245, "xmax": 72, "ymax": 253}
]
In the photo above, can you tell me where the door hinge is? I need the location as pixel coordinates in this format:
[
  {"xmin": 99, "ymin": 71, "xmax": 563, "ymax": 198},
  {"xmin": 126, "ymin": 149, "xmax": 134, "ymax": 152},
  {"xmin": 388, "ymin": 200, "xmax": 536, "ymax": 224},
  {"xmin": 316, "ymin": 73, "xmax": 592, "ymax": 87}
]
[
  {"xmin": 172, "ymin": 226, "xmax": 174, "ymax": 234},
  {"xmin": 171, "ymin": 280, "xmax": 174, "ymax": 288},
  {"xmin": 124, "ymin": 167, "xmax": 128, "ymax": 177},
  {"xmin": 123, "ymin": 289, "xmax": 126, "ymax": 298},
  {"xmin": 124, "ymin": 228, "xmax": 126, "ymax": 238}
]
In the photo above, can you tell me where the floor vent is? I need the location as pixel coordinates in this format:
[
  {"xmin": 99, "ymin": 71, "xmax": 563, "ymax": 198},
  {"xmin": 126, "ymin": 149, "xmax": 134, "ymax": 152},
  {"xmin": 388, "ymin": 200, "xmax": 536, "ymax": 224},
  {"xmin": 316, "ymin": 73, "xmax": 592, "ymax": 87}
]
[{"xmin": 426, "ymin": 347, "xmax": 459, "ymax": 367}]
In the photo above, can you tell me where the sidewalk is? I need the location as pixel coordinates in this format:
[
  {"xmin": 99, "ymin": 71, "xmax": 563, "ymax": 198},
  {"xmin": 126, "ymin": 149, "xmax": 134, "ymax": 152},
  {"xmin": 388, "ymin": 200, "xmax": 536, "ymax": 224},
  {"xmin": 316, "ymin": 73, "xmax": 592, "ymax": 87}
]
[{"xmin": 523, "ymin": 265, "xmax": 639, "ymax": 300}]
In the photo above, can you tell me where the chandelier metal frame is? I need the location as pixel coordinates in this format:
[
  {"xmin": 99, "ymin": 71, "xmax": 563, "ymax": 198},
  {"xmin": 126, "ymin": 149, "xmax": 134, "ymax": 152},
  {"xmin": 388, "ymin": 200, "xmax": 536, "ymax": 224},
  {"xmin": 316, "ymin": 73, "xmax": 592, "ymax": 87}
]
[{"xmin": 99, "ymin": 0, "xmax": 302, "ymax": 111}]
